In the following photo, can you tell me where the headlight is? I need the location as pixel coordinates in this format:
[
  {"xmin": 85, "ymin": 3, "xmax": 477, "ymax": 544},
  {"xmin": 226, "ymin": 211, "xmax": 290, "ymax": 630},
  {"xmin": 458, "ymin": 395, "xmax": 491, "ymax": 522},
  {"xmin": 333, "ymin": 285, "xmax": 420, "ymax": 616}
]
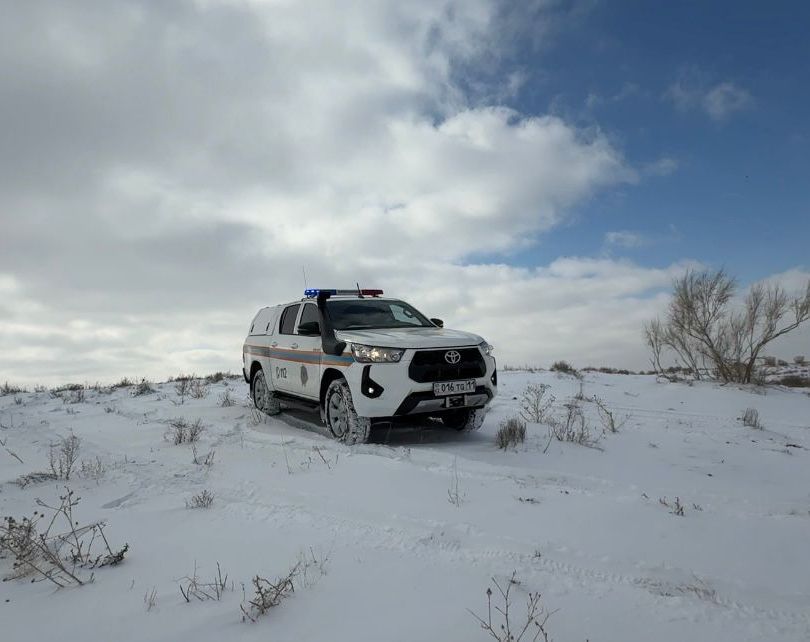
[
  {"xmin": 479, "ymin": 341, "xmax": 494, "ymax": 356},
  {"xmin": 350, "ymin": 344, "xmax": 405, "ymax": 363}
]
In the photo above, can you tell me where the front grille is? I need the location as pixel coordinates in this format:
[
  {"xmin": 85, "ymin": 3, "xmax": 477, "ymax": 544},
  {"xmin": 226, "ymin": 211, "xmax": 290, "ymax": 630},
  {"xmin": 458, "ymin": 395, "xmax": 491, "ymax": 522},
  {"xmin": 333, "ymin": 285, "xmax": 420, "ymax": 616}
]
[{"xmin": 408, "ymin": 348, "xmax": 486, "ymax": 383}]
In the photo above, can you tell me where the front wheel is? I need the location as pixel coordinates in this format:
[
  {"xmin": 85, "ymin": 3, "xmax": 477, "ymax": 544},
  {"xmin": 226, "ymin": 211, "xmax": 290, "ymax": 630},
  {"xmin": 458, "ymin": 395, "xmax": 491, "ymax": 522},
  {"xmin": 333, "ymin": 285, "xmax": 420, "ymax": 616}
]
[
  {"xmin": 440, "ymin": 408, "xmax": 485, "ymax": 432},
  {"xmin": 324, "ymin": 379, "xmax": 371, "ymax": 445},
  {"xmin": 252, "ymin": 369, "xmax": 280, "ymax": 415}
]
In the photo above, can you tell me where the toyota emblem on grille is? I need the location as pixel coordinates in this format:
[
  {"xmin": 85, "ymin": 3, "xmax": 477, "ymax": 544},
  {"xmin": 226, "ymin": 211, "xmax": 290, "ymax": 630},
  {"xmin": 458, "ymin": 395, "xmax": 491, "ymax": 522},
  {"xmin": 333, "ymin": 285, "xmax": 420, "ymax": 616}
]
[{"xmin": 444, "ymin": 350, "xmax": 461, "ymax": 364}]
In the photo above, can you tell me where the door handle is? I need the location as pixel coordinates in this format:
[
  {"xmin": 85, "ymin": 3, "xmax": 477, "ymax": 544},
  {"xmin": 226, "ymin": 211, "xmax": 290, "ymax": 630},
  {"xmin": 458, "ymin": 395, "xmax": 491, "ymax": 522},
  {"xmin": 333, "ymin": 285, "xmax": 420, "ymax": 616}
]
[{"xmin": 291, "ymin": 343, "xmax": 299, "ymax": 349}]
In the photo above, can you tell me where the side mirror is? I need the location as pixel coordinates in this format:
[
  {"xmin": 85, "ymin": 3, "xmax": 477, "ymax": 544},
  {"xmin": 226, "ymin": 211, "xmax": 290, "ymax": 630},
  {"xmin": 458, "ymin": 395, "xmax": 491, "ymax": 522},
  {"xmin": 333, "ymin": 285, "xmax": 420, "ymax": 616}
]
[
  {"xmin": 430, "ymin": 317, "xmax": 444, "ymax": 328},
  {"xmin": 297, "ymin": 321, "xmax": 321, "ymax": 336}
]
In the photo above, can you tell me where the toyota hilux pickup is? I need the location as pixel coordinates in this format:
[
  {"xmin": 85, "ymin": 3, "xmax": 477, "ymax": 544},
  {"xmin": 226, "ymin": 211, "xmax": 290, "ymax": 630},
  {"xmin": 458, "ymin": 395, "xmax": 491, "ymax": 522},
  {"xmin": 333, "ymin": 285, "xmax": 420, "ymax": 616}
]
[{"xmin": 243, "ymin": 289, "xmax": 497, "ymax": 444}]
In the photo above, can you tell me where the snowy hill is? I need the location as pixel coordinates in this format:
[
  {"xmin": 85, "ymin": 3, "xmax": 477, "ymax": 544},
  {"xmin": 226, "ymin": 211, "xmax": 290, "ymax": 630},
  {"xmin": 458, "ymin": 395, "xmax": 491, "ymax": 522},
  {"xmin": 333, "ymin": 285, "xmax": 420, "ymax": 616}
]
[{"xmin": 1, "ymin": 372, "xmax": 809, "ymax": 642}]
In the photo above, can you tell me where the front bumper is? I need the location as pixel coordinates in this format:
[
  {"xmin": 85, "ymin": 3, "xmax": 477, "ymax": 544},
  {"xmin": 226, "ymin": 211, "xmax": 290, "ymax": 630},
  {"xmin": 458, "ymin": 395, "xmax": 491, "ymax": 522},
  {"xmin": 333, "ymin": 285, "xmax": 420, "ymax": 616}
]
[{"xmin": 345, "ymin": 349, "xmax": 497, "ymax": 418}]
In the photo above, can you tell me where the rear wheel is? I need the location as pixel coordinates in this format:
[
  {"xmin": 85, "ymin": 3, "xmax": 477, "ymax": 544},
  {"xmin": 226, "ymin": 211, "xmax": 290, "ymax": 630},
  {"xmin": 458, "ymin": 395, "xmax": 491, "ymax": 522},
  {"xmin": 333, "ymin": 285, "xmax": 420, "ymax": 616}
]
[
  {"xmin": 440, "ymin": 408, "xmax": 485, "ymax": 432},
  {"xmin": 252, "ymin": 369, "xmax": 280, "ymax": 415},
  {"xmin": 324, "ymin": 379, "xmax": 371, "ymax": 445}
]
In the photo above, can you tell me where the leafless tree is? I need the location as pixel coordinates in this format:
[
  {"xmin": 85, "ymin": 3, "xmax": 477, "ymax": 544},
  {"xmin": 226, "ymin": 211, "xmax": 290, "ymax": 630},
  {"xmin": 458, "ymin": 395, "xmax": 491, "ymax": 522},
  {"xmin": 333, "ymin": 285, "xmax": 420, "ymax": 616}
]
[{"xmin": 645, "ymin": 269, "xmax": 810, "ymax": 384}]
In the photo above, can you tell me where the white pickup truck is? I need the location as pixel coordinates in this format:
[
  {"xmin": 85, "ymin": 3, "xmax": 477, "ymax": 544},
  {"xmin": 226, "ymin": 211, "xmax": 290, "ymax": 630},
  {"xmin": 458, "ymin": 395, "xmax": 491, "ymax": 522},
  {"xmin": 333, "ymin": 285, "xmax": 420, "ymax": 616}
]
[{"xmin": 242, "ymin": 289, "xmax": 497, "ymax": 443}]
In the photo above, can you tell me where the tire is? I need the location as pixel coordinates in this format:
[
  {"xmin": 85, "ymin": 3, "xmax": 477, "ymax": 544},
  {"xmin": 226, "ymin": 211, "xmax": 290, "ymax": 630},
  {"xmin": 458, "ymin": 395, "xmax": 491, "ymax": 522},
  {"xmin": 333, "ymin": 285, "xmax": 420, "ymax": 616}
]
[
  {"xmin": 440, "ymin": 408, "xmax": 485, "ymax": 432},
  {"xmin": 252, "ymin": 368, "xmax": 281, "ymax": 415},
  {"xmin": 324, "ymin": 378, "xmax": 371, "ymax": 445}
]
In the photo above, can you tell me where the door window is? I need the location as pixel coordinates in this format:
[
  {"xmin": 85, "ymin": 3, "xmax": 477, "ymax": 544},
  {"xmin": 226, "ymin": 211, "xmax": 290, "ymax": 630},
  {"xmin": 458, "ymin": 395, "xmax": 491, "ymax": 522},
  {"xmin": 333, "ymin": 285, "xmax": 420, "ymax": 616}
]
[
  {"xmin": 279, "ymin": 304, "xmax": 301, "ymax": 335},
  {"xmin": 298, "ymin": 304, "xmax": 319, "ymax": 330}
]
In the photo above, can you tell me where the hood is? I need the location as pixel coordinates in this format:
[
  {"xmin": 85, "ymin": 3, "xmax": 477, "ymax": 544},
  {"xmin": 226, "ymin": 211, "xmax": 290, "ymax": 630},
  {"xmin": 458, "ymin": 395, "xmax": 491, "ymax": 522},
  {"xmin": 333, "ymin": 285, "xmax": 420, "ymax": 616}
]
[{"xmin": 335, "ymin": 326, "xmax": 484, "ymax": 349}]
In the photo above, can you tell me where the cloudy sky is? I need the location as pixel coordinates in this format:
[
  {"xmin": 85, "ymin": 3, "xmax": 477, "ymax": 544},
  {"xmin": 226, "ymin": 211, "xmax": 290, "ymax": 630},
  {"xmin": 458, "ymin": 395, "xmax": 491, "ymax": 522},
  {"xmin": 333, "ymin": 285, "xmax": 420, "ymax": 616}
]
[{"xmin": 1, "ymin": 0, "xmax": 809, "ymax": 385}]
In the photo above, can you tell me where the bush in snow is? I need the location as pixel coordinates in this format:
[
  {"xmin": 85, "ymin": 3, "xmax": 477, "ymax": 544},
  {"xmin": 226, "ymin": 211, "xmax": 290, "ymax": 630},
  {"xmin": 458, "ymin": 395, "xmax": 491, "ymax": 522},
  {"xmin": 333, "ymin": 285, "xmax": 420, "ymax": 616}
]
[
  {"xmin": 469, "ymin": 571, "xmax": 554, "ymax": 642},
  {"xmin": 1, "ymin": 382, "xmax": 26, "ymax": 396},
  {"xmin": 132, "ymin": 378, "xmax": 155, "ymax": 396},
  {"xmin": 548, "ymin": 401, "xmax": 599, "ymax": 447},
  {"xmin": 740, "ymin": 408, "xmax": 763, "ymax": 429},
  {"xmin": 593, "ymin": 397, "xmax": 625, "ymax": 434},
  {"xmin": 185, "ymin": 489, "xmax": 214, "ymax": 509},
  {"xmin": 495, "ymin": 417, "xmax": 526, "ymax": 450},
  {"xmin": 219, "ymin": 389, "xmax": 235, "ymax": 407},
  {"xmin": 0, "ymin": 487, "xmax": 128, "ymax": 587},
  {"xmin": 166, "ymin": 418, "xmax": 204, "ymax": 444},
  {"xmin": 240, "ymin": 550, "xmax": 328, "ymax": 622},
  {"xmin": 49, "ymin": 433, "xmax": 81, "ymax": 480},
  {"xmin": 794, "ymin": 355, "xmax": 806, "ymax": 365},
  {"xmin": 192, "ymin": 445, "xmax": 216, "ymax": 467},
  {"xmin": 550, "ymin": 360, "xmax": 579, "ymax": 377},
  {"xmin": 519, "ymin": 383, "xmax": 554, "ymax": 423},
  {"xmin": 179, "ymin": 562, "xmax": 231, "ymax": 602},
  {"xmin": 189, "ymin": 378, "xmax": 209, "ymax": 399},
  {"xmin": 175, "ymin": 377, "xmax": 191, "ymax": 404}
]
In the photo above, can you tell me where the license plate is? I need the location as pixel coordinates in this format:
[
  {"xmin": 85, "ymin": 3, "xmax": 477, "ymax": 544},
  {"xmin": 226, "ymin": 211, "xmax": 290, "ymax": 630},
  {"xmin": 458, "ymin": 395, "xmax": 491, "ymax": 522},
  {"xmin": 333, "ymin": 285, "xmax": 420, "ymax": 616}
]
[{"xmin": 433, "ymin": 379, "xmax": 476, "ymax": 396}]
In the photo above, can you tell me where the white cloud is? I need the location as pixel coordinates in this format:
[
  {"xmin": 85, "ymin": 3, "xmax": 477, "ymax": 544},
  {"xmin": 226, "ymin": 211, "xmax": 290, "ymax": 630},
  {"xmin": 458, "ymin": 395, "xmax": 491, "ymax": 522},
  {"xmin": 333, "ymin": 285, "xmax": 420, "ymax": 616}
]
[
  {"xmin": 664, "ymin": 70, "xmax": 753, "ymax": 121},
  {"xmin": 604, "ymin": 231, "xmax": 647, "ymax": 248},
  {"xmin": 702, "ymin": 82, "xmax": 753, "ymax": 121}
]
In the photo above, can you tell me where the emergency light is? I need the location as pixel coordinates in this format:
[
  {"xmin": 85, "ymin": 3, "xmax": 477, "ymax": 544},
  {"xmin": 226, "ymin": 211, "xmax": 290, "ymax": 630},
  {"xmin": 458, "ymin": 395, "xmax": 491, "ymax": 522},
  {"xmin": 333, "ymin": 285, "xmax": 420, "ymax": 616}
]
[{"xmin": 304, "ymin": 288, "xmax": 384, "ymax": 298}]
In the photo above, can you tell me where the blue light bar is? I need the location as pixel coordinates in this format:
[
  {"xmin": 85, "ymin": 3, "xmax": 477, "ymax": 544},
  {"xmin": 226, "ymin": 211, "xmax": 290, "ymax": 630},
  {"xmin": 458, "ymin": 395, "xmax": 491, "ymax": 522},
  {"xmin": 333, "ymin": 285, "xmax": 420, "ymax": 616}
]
[{"xmin": 304, "ymin": 288, "xmax": 383, "ymax": 298}]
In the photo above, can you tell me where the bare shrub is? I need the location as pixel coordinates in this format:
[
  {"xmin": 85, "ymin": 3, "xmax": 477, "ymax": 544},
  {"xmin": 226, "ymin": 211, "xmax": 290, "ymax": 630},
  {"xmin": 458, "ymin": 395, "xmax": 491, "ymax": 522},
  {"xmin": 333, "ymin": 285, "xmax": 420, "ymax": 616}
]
[
  {"xmin": 468, "ymin": 571, "xmax": 554, "ymax": 642},
  {"xmin": 14, "ymin": 396, "xmax": 23, "ymax": 405},
  {"xmin": 179, "ymin": 562, "xmax": 230, "ymax": 602},
  {"xmin": 192, "ymin": 445, "xmax": 216, "ymax": 467},
  {"xmin": 795, "ymin": 355, "xmax": 807, "ymax": 366},
  {"xmin": 645, "ymin": 269, "xmax": 810, "ymax": 383},
  {"xmin": 52, "ymin": 383, "xmax": 84, "ymax": 393},
  {"xmin": 659, "ymin": 496, "xmax": 685, "ymax": 517},
  {"xmin": 219, "ymin": 389, "xmax": 235, "ymax": 407},
  {"xmin": 495, "ymin": 417, "xmax": 527, "ymax": 450},
  {"xmin": 548, "ymin": 402, "xmax": 598, "ymax": 447},
  {"xmin": 762, "ymin": 356, "xmax": 777, "ymax": 367},
  {"xmin": 49, "ymin": 434, "xmax": 81, "ymax": 480},
  {"xmin": 0, "ymin": 487, "xmax": 128, "ymax": 587},
  {"xmin": 519, "ymin": 383, "xmax": 554, "ymax": 423},
  {"xmin": 132, "ymin": 378, "xmax": 155, "ymax": 396},
  {"xmin": 66, "ymin": 389, "xmax": 85, "ymax": 404},
  {"xmin": 79, "ymin": 456, "xmax": 106, "ymax": 480},
  {"xmin": 593, "ymin": 397, "xmax": 625, "ymax": 433},
  {"xmin": 185, "ymin": 490, "xmax": 215, "ymax": 509},
  {"xmin": 112, "ymin": 377, "xmax": 133, "ymax": 389},
  {"xmin": 550, "ymin": 360, "xmax": 579, "ymax": 377},
  {"xmin": 189, "ymin": 379, "xmax": 209, "ymax": 399},
  {"xmin": 175, "ymin": 377, "xmax": 191, "ymax": 404},
  {"xmin": 240, "ymin": 551, "xmax": 328, "ymax": 622},
  {"xmin": 740, "ymin": 408, "xmax": 763, "ymax": 429},
  {"xmin": 1, "ymin": 382, "xmax": 26, "ymax": 396},
  {"xmin": 166, "ymin": 418, "xmax": 204, "ymax": 444},
  {"xmin": 104, "ymin": 405, "xmax": 117, "ymax": 414},
  {"xmin": 204, "ymin": 372, "xmax": 229, "ymax": 384}
]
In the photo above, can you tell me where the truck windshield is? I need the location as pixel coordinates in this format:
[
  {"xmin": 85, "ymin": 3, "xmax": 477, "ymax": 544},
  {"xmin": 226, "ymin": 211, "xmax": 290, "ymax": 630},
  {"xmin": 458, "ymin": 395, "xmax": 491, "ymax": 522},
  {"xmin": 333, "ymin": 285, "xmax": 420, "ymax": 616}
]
[{"xmin": 327, "ymin": 299, "xmax": 434, "ymax": 330}]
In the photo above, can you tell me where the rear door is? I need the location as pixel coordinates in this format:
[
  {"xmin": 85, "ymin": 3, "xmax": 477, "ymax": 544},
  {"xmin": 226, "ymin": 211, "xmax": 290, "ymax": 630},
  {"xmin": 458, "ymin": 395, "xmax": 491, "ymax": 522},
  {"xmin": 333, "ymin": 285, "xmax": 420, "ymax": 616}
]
[
  {"xmin": 270, "ymin": 303, "xmax": 301, "ymax": 393},
  {"xmin": 286, "ymin": 302, "xmax": 321, "ymax": 400}
]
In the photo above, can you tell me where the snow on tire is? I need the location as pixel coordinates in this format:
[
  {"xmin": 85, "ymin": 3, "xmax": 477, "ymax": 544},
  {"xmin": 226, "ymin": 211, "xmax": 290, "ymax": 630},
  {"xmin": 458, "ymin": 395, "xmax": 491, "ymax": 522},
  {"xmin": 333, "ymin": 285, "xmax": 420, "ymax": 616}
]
[
  {"xmin": 324, "ymin": 378, "xmax": 371, "ymax": 445},
  {"xmin": 252, "ymin": 369, "xmax": 281, "ymax": 415}
]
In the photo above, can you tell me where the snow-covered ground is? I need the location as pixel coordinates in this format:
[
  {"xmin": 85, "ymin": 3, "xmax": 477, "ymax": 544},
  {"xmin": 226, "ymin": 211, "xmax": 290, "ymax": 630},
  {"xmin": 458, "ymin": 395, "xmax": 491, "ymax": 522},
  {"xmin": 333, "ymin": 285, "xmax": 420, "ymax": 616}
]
[{"xmin": 1, "ymin": 372, "xmax": 809, "ymax": 642}]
